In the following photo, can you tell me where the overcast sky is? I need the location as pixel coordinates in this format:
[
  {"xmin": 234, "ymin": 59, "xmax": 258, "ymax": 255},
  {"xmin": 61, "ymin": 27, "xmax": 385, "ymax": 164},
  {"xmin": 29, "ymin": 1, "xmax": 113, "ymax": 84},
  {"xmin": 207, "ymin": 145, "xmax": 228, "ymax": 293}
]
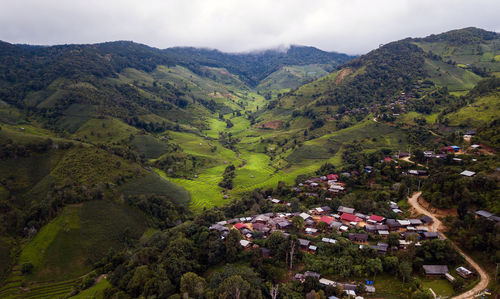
[{"xmin": 1, "ymin": 0, "xmax": 499, "ymax": 55}]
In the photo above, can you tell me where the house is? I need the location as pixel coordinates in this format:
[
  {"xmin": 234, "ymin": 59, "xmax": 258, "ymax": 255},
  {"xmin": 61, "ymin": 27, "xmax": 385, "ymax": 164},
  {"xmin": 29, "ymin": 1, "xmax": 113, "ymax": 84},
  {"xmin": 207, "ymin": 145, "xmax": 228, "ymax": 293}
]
[
  {"xmin": 209, "ymin": 224, "xmax": 229, "ymax": 233},
  {"xmin": 460, "ymin": 170, "xmax": 476, "ymax": 177},
  {"xmin": 252, "ymin": 223, "xmax": 270, "ymax": 234},
  {"xmin": 341, "ymin": 213, "xmax": 362, "ymax": 223},
  {"xmin": 409, "ymin": 219, "xmax": 423, "ymax": 226},
  {"xmin": 384, "ymin": 157, "xmax": 393, "ymax": 163},
  {"xmin": 327, "ymin": 174, "xmax": 339, "ymax": 181},
  {"xmin": 423, "ymin": 151, "xmax": 434, "ymax": 157},
  {"xmin": 305, "ymin": 227, "xmax": 318, "ymax": 234},
  {"xmin": 465, "ymin": 129, "xmax": 476, "ymax": 135},
  {"xmin": 470, "ymin": 144, "xmax": 481, "ymax": 149},
  {"xmin": 254, "ymin": 215, "xmax": 270, "ymax": 224},
  {"xmin": 378, "ymin": 230, "xmax": 390, "ymax": 237},
  {"xmin": 445, "ymin": 273, "xmax": 456, "ymax": 282},
  {"xmin": 320, "ymin": 216, "xmax": 335, "ymax": 225},
  {"xmin": 368, "ymin": 215, "xmax": 385, "ymax": 223},
  {"xmin": 370, "ymin": 242, "xmax": 389, "ymax": 254},
  {"xmin": 308, "ymin": 245, "xmax": 317, "ymax": 252},
  {"xmin": 338, "ymin": 206, "xmax": 355, "ymax": 214},
  {"xmin": 408, "ymin": 169, "xmax": 428, "ymax": 176},
  {"xmin": 474, "ymin": 210, "xmax": 493, "ymax": 218},
  {"xmin": 348, "ymin": 233, "xmax": 369, "ymax": 243},
  {"xmin": 299, "ymin": 212, "xmax": 312, "ymax": 220},
  {"xmin": 355, "ymin": 213, "xmax": 368, "ymax": 220},
  {"xmin": 234, "ymin": 223, "xmax": 246, "ymax": 230},
  {"xmin": 450, "ymin": 145, "xmax": 461, "ymax": 152},
  {"xmin": 305, "ymin": 219, "xmax": 316, "ymax": 227},
  {"xmin": 420, "ymin": 215, "xmax": 433, "ymax": 224},
  {"xmin": 422, "ymin": 232, "xmax": 440, "ymax": 239},
  {"xmin": 299, "ymin": 239, "xmax": 311, "ymax": 248},
  {"xmin": 423, "ymin": 265, "xmax": 449, "ymax": 276},
  {"xmin": 294, "ymin": 273, "xmax": 305, "ymax": 282},
  {"xmin": 330, "ymin": 221, "xmax": 342, "ymax": 230},
  {"xmin": 304, "ymin": 271, "xmax": 321, "ymax": 279},
  {"xmin": 321, "ymin": 206, "xmax": 332, "ymax": 213},
  {"xmin": 386, "ymin": 219, "xmax": 402, "ymax": 231},
  {"xmin": 319, "ymin": 278, "xmax": 336, "ymax": 287},
  {"xmin": 277, "ymin": 221, "xmax": 291, "ymax": 230},
  {"xmin": 456, "ymin": 266, "xmax": 473, "ymax": 278},
  {"xmin": 240, "ymin": 240, "xmax": 251, "ymax": 248},
  {"xmin": 321, "ymin": 237, "xmax": 337, "ymax": 244},
  {"xmin": 397, "ymin": 220, "xmax": 411, "ymax": 227}
]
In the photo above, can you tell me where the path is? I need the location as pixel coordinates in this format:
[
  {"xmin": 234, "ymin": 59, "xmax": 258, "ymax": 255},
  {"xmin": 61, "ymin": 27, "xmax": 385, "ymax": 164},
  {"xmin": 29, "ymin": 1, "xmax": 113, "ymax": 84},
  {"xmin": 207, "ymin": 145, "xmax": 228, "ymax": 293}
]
[
  {"xmin": 399, "ymin": 156, "xmax": 426, "ymax": 168},
  {"xmin": 408, "ymin": 192, "xmax": 490, "ymax": 299}
]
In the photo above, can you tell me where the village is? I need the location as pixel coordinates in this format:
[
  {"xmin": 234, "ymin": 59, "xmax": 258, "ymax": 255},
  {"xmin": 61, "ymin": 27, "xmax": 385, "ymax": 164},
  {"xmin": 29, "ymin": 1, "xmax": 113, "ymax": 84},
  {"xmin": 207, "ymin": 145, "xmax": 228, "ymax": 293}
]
[{"xmin": 205, "ymin": 128, "xmax": 500, "ymax": 298}]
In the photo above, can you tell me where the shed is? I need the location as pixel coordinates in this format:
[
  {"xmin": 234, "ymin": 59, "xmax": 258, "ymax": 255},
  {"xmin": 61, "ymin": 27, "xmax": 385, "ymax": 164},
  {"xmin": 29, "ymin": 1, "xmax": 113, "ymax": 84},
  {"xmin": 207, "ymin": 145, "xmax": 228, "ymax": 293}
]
[
  {"xmin": 456, "ymin": 266, "xmax": 473, "ymax": 278},
  {"xmin": 423, "ymin": 265, "xmax": 449, "ymax": 276}
]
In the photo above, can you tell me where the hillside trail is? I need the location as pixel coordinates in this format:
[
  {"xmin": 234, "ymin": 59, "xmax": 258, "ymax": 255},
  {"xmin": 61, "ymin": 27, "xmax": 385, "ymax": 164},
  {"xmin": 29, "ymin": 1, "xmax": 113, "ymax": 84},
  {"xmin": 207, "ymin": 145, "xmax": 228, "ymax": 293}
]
[
  {"xmin": 408, "ymin": 192, "xmax": 490, "ymax": 299},
  {"xmin": 399, "ymin": 156, "xmax": 426, "ymax": 168}
]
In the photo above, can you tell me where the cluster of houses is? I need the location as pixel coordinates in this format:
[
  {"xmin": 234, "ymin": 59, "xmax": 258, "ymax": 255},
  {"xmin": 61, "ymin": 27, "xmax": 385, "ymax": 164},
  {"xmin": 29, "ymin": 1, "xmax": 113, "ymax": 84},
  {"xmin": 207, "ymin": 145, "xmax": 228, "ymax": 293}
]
[
  {"xmin": 297, "ymin": 173, "xmax": 346, "ymax": 194},
  {"xmin": 209, "ymin": 203, "xmax": 443, "ymax": 259},
  {"xmin": 294, "ymin": 271, "xmax": 375, "ymax": 298}
]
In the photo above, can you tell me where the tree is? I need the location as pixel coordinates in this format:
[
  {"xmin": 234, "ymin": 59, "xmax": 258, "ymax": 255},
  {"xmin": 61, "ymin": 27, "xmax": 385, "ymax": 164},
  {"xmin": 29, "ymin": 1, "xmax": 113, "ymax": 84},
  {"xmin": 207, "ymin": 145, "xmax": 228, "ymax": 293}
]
[
  {"xmin": 180, "ymin": 272, "xmax": 207, "ymax": 298},
  {"xmin": 266, "ymin": 231, "xmax": 285, "ymax": 255},
  {"xmin": 365, "ymin": 258, "xmax": 383, "ymax": 277},
  {"xmin": 398, "ymin": 261, "xmax": 412, "ymax": 283},
  {"xmin": 226, "ymin": 229, "xmax": 241, "ymax": 262},
  {"xmin": 291, "ymin": 216, "xmax": 304, "ymax": 231},
  {"xmin": 216, "ymin": 275, "xmax": 250, "ymax": 299},
  {"xmin": 387, "ymin": 233, "xmax": 400, "ymax": 248}
]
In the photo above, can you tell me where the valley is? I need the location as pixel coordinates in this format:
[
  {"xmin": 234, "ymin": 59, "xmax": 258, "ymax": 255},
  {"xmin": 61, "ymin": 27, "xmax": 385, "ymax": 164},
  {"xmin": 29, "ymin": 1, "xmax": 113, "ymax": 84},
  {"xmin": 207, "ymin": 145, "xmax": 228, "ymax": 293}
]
[{"xmin": 0, "ymin": 27, "xmax": 498, "ymax": 298}]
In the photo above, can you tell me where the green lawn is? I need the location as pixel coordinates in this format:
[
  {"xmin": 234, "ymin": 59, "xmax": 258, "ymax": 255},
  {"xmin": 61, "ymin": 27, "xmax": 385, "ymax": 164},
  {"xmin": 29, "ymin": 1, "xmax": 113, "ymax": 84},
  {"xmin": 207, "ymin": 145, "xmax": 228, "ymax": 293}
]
[{"xmin": 70, "ymin": 278, "xmax": 111, "ymax": 299}]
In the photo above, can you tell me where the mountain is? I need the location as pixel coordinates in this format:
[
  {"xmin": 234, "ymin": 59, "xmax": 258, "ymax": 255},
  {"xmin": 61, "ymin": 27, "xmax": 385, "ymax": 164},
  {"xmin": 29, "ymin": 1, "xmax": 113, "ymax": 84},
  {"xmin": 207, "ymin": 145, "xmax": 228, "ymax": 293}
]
[{"xmin": 0, "ymin": 27, "xmax": 498, "ymax": 298}]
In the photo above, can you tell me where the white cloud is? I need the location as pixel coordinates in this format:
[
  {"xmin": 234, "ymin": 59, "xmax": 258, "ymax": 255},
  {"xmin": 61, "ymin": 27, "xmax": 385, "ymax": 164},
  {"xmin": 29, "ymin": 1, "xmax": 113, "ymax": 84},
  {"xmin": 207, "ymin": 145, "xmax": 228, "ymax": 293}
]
[{"xmin": 1, "ymin": 0, "xmax": 499, "ymax": 54}]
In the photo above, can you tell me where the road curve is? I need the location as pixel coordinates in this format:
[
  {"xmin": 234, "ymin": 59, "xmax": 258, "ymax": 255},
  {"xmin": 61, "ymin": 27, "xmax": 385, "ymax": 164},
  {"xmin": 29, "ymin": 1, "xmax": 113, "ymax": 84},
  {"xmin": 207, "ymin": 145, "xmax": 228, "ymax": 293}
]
[{"xmin": 408, "ymin": 192, "xmax": 490, "ymax": 299}]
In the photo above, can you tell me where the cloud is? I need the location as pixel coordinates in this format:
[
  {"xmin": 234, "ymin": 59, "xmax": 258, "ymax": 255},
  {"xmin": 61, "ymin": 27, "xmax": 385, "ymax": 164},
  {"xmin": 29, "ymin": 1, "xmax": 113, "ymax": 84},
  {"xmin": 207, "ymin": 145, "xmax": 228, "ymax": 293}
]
[{"xmin": 1, "ymin": 0, "xmax": 499, "ymax": 54}]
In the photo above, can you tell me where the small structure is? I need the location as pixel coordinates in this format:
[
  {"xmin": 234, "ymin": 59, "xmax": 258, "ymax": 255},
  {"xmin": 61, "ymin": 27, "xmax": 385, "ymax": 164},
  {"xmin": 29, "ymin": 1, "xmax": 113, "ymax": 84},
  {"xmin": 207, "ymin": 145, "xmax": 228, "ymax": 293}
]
[
  {"xmin": 338, "ymin": 206, "xmax": 355, "ymax": 214},
  {"xmin": 460, "ymin": 170, "xmax": 476, "ymax": 177},
  {"xmin": 348, "ymin": 233, "xmax": 369, "ymax": 243},
  {"xmin": 300, "ymin": 212, "xmax": 312, "ymax": 220},
  {"xmin": 456, "ymin": 266, "xmax": 473, "ymax": 278},
  {"xmin": 423, "ymin": 265, "xmax": 449, "ymax": 276},
  {"xmin": 368, "ymin": 215, "xmax": 385, "ymax": 223},
  {"xmin": 341, "ymin": 213, "xmax": 362, "ymax": 223},
  {"xmin": 299, "ymin": 239, "xmax": 311, "ymax": 248},
  {"xmin": 240, "ymin": 240, "xmax": 251, "ymax": 248}
]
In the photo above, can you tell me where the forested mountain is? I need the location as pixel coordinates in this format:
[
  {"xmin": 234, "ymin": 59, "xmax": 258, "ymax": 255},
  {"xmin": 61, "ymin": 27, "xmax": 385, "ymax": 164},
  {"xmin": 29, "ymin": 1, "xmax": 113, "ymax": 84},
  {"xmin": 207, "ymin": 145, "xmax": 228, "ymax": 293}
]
[{"xmin": 0, "ymin": 27, "xmax": 498, "ymax": 298}]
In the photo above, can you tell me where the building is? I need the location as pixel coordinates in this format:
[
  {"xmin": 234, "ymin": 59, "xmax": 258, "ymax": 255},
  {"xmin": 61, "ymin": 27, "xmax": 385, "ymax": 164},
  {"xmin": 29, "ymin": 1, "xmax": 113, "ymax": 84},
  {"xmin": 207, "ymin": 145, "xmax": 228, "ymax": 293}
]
[
  {"xmin": 456, "ymin": 266, "xmax": 473, "ymax": 278},
  {"xmin": 348, "ymin": 233, "xmax": 369, "ymax": 243},
  {"xmin": 423, "ymin": 265, "xmax": 449, "ymax": 276},
  {"xmin": 460, "ymin": 170, "xmax": 476, "ymax": 177},
  {"xmin": 338, "ymin": 206, "xmax": 355, "ymax": 214},
  {"xmin": 341, "ymin": 213, "xmax": 362, "ymax": 223}
]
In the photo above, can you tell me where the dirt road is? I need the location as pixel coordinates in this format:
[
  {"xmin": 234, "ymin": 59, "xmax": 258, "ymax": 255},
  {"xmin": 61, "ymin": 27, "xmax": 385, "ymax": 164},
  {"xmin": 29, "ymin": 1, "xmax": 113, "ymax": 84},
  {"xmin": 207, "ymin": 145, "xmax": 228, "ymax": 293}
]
[{"xmin": 408, "ymin": 192, "xmax": 490, "ymax": 299}]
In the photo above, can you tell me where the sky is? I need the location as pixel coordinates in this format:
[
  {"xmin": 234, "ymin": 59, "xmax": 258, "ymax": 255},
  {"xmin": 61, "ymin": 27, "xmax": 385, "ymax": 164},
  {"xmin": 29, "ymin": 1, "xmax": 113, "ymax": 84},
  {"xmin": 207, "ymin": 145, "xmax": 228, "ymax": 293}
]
[{"xmin": 1, "ymin": 0, "xmax": 499, "ymax": 55}]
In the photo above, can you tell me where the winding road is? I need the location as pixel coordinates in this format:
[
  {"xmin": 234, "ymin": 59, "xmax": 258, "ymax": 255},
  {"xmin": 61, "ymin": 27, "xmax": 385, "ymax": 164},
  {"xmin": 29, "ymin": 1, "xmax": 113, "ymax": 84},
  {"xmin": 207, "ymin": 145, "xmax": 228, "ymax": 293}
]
[{"xmin": 408, "ymin": 192, "xmax": 490, "ymax": 299}]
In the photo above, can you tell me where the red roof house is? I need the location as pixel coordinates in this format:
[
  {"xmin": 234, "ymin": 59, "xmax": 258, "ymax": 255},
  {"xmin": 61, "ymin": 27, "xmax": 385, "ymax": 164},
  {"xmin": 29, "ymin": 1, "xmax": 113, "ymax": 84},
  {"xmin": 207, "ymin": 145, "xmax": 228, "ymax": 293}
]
[
  {"xmin": 327, "ymin": 174, "xmax": 339, "ymax": 181},
  {"xmin": 234, "ymin": 223, "xmax": 246, "ymax": 230},
  {"xmin": 369, "ymin": 215, "xmax": 385, "ymax": 222},
  {"xmin": 319, "ymin": 216, "xmax": 335, "ymax": 225},
  {"xmin": 340, "ymin": 213, "xmax": 362, "ymax": 222},
  {"xmin": 384, "ymin": 157, "xmax": 393, "ymax": 163}
]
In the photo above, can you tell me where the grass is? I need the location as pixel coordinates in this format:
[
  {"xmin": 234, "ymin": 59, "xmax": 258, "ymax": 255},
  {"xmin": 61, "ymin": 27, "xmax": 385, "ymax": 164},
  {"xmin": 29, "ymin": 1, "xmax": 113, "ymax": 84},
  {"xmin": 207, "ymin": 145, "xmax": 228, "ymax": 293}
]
[
  {"xmin": 119, "ymin": 172, "xmax": 191, "ymax": 206},
  {"xmin": 131, "ymin": 135, "xmax": 171, "ymax": 159},
  {"xmin": 69, "ymin": 278, "xmax": 111, "ymax": 299},
  {"xmin": 421, "ymin": 277, "xmax": 454, "ymax": 297},
  {"xmin": 18, "ymin": 200, "xmax": 148, "ymax": 282},
  {"xmin": 74, "ymin": 118, "xmax": 138, "ymax": 144},
  {"xmin": 445, "ymin": 92, "xmax": 500, "ymax": 126},
  {"xmin": 424, "ymin": 58, "xmax": 482, "ymax": 91}
]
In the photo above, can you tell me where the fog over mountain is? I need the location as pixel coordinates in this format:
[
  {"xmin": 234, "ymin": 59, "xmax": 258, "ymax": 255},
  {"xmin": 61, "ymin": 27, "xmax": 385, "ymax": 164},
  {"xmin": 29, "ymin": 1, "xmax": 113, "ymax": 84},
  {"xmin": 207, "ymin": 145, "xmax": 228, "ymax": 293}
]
[{"xmin": 1, "ymin": 0, "xmax": 499, "ymax": 54}]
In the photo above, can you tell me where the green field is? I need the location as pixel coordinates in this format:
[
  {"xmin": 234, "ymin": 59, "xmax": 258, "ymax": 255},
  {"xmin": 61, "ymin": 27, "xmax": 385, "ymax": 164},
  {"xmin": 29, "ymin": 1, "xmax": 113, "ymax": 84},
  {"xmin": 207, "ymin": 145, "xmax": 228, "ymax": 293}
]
[
  {"xmin": 17, "ymin": 200, "xmax": 147, "ymax": 282},
  {"xmin": 70, "ymin": 278, "xmax": 111, "ymax": 299}
]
